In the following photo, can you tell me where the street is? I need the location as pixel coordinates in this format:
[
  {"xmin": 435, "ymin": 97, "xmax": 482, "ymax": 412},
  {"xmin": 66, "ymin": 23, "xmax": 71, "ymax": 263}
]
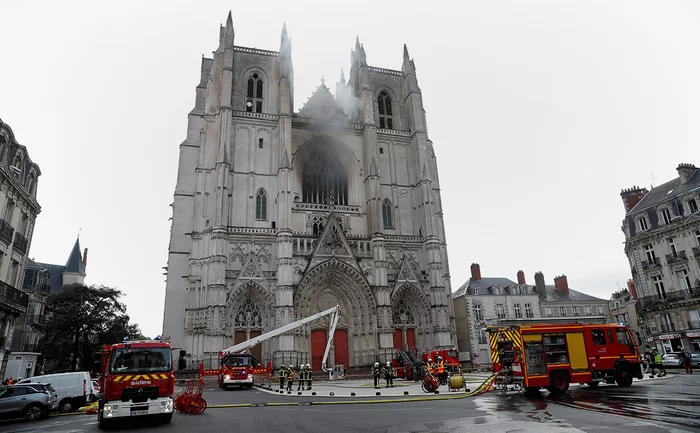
[{"xmin": 2, "ymin": 373, "xmax": 699, "ymax": 432}]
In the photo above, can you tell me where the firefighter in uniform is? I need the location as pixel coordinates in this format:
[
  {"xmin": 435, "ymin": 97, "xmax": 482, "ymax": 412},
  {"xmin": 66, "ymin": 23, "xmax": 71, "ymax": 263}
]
[
  {"xmin": 373, "ymin": 362, "xmax": 382, "ymax": 389},
  {"xmin": 297, "ymin": 365, "xmax": 306, "ymax": 391},
  {"xmin": 384, "ymin": 361, "xmax": 396, "ymax": 388},
  {"xmin": 286, "ymin": 366, "xmax": 295, "ymax": 391},
  {"xmin": 305, "ymin": 364, "xmax": 313, "ymax": 390},
  {"xmin": 426, "ymin": 358, "xmax": 435, "ymax": 376},
  {"xmin": 278, "ymin": 365, "xmax": 287, "ymax": 390},
  {"xmin": 436, "ymin": 356, "xmax": 447, "ymax": 385}
]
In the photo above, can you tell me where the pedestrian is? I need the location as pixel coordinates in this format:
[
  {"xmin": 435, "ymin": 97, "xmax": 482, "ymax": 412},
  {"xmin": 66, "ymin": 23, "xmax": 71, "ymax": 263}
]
[
  {"xmin": 683, "ymin": 351, "xmax": 693, "ymax": 374},
  {"xmin": 286, "ymin": 366, "xmax": 295, "ymax": 392},
  {"xmin": 383, "ymin": 362, "xmax": 395, "ymax": 388},
  {"xmin": 278, "ymin": 365, "xmax": 286, "ymax": 390},
  {"xmin": 297, "ymin": 365, "xmax": 306, "ymax": 391},
  {"xmin": 372, "ymin": 362, "xmax": 381, "ymax": 389},
  {"xmin": 652, "ymin": 350, "xmax": 666, "ymax": 377},
  {"xmin": 305, "ymin": 364, "xmax": 313, "ymax": 390}
]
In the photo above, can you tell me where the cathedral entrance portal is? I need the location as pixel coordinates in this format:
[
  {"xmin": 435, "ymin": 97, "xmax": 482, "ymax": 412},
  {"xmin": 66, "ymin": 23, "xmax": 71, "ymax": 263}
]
[{"xmin": 310, "ymin": 329, "xmax": 349, "ymax": 371}]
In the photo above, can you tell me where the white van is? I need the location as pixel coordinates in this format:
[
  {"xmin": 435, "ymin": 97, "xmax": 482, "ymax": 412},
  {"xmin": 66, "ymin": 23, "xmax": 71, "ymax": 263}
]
[{"xmin": 18, "ymin": 372, "xmax": 94, "ymax": 412}]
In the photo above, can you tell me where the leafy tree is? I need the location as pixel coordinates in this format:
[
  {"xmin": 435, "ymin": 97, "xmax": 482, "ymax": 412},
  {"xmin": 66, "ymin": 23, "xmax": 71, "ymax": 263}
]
[{"xmin": 39, "ymin": 283, "xmax": 147, "ymax": 372}]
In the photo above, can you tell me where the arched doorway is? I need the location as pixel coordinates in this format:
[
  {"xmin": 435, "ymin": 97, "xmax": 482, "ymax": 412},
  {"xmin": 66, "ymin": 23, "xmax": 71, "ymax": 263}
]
[
  {"xmin": 392, "ymin": 299, "xmax": 416, "ymax": 352},
  {"xmin": 391, "ymin": 284, "xmax": 432, "ymax": 353},
  {"xmin": 226, "ymin": 281, "xmax": 273, "ymax": 364}
]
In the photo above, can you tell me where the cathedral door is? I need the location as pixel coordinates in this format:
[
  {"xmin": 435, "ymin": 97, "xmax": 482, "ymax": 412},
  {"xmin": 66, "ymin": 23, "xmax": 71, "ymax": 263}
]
[
  {"xmin": 311, "ymin": 330, "xmax": 327, "ymax": 371},
  {"xmin": 234, "ymin": 331, "xmax": 247, "ymax": 346},
  {"xmin": 406, "ymin": 329, "xmax": 416, "ymax": 352},
  {"xmin": 333, "ymin": 330, "xmax": 349, "ymax": 368},
  {"xmin": 250, "ymin": 330, "xmax": 262, "ymax": 364},
  {"xmin": 393, "ymin": 329, "xmax": 403, "ymax": 350}
]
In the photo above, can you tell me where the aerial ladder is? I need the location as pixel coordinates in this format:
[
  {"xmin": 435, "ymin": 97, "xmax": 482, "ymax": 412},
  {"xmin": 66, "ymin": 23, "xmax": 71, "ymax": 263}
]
[{"xmin": 220, "ymin": 305, "xmax": 341, "ymax": 374}]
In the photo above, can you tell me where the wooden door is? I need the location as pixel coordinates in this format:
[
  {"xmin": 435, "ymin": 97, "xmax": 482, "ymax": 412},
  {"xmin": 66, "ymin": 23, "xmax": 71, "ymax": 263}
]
[
  {"xmin": 393, "ymin": 329, "xmax": 403, "ymax": 350},
  {"xmin": 333, "ymin": 330, "xmax": 349, "ymax": 368},
  {"xmin": 406, "ymin": 329, "xmax": 416, "ymax": 351},
  {"xmin": 311, "ymin": 330, "xmax": 327, "ymax": 371},
  {"xmin": 250, "ymin": 330, "xmax": 262, "ymax": 365}
]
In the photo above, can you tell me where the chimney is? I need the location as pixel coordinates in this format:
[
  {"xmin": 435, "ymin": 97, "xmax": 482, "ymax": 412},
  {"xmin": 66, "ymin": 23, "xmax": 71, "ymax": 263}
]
[
  {"xmin": 677, "ymin": 163, "xmax": 697, "ymax": 184},
  {"xmin": 83, "ymin": 248, "xmax": 88, "ymax": 267},
  {"xmin": 470, "ymin": 263, "xmax": 481, "ymax": 280},
  {"xmin": 554, "ymin": 275, "xmax": 569, "ymax": 295},
  {"xmin": 627, "ymin": 279, "xmax": 638, "ymax": 300},
  {"xmin": 534, "ymin": 272, "xmax": 546, "ymax": 299},
  {"xmin": 517, "ymin": 270, "xmax": 526, "ymax": 285},
  {"xmin": 620, "ymin": 186, "xmax": 648, "ymax": 213}
]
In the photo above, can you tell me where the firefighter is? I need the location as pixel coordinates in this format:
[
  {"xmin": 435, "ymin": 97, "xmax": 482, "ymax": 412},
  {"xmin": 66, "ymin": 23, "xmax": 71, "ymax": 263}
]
[
  {"xmin": 297, "ymin": 365, "xmax": 306, "ymax": 391},
  {"xmin": 278, "ymin": 365, "xmax": 287, "ymax": 390},
  {"xmin": 426, "ymin": 358, "xmax": 435, "ymax": 376},
  {"xmin": 372, "ymin": 362, "xmax": 382, "ymax": 389},
  {"xmin": 286, "ymin": 366, "xmax": 295, "ymax": 391},
  {"xmin": 436, "ymin": 356, "xmax": 447, "ymax": 385},
  {"xmin": 305, "ymin": 364, "xmax": 313, "ymax": 390},
  {"xmin": 384, "ymin": 361, "xmax": 395, "ymax": 388}
]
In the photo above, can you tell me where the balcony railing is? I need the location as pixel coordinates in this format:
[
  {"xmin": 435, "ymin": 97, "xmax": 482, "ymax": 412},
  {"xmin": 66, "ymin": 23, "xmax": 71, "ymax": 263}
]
[
  {"xmin": 641, "ymin": 257, "xmax": 662, "ymax": 270},
  {"xmin": 13, "ymin": 231, "xmax": 28, "ymax": 255},
  {"xmin": 688, "ymin": 320, "xmax": 700, "ymax": 330},
  {"xmin": 635, "ymin": 286, "xmax": 700, "ymax": 313},
  {"xmin": 660, "ymin": 323, "xmax": 676, "ymax": 332},
  {"xmin": 0, "ymin": 218, "xmax": 13, "ymax": 245},
  {"xmin": 27, "ymin": 314, "xmax": 46, "ymax": 325},
  {"xmin": 666, "ymin": 250, "xmax": 688, "ymax": 264},
  {"xmin": 0, "ymin": 279, "xmax": 28, "ymax": 314}
]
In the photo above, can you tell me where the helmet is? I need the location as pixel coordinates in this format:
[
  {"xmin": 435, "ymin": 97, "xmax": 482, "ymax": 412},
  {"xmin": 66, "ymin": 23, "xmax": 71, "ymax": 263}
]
[
  {"xmin": 374, "ymin": 362, "xmax": 379, "ymax": 367},
  {"xmin": 306, "ymin": 364, "xmax": 311, "ymax": 369},
  {"xmin": 437, "ymin": 356, "xmax": 442, "ymax": 360},
  {"xmin": 281, "ymin": 365, "xmax": 285, "ymax": 368},
  {"xmin": 386, "ymin": 362, "xmax": 391, "ymax": 366},
  {"xmin": 300, "ymin": 365, "xmax": 304, "ymax": 369},
  {"xmin": 428, "ymin": 358, "xmax": 432, "ymax": 362}
]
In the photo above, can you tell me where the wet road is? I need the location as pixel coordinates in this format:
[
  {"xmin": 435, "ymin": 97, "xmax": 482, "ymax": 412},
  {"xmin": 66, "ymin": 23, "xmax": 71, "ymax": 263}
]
[{"xmin": 1, "ymin": 372, "xmax": 698, "ymax": 432}]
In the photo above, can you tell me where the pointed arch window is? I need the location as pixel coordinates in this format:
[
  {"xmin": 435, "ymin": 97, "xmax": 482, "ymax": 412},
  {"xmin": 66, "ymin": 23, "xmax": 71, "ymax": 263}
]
[
  {"xmin": 234, "ymin": 299, "xmax": 262, "ymax": 328},
  {"xmin": 377, "ymin": 92, "xmax": 393, "ymax": 129},
  {"xmin": 382, "ymin": 199, "xmax": 393, "ymax": 228},
  {"xmin": 301, "ymin": 148, "xmax": 348, "ymax": 205},
  {"xmin": 392, "ymin": 299, "xmax": 415, "ymax": 326},
  {"xmin": 246, "ymin": 73, "xmax": 264, "ymax": 113},
  {"xmin": 255, "ymin": 189, "xmax": 267, "ymax": 220}
]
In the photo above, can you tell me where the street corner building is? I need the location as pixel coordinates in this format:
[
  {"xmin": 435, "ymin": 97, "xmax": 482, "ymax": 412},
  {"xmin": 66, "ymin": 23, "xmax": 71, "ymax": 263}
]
[
  {"xmin": 162, "ymin": 14, "xmax": 455, "ymax": 369},
  {"xmin": 620, "ymin": 163, "xmax": 700, "ymax": 353}
]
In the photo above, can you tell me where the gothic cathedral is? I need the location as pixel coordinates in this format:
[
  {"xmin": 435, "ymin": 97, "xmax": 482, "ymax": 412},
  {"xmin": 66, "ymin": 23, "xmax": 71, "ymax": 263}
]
[{"xmin": 162, "ymin": 13, "xmax": 455, "ymax": 369}]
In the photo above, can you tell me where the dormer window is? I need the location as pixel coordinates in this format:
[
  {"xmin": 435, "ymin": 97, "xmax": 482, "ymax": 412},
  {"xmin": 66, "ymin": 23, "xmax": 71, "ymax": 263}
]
[
  {"xmin": 661, "ymin": 208, "xmax": 672, "ymax": 225},
  {"xmin": 638, "ymin": 216, "xmax": 648, "ymax": 231},
  {"xmin": 688, "ymin": 198, "xmax": 699, "ymax": 214},
  {"xmin": 246, "ymin": 73, "xmax": 263, "ymax": 113},
  {"xmin": 377, "ymin": 92, "xmax": 393, "ymax": 129}
]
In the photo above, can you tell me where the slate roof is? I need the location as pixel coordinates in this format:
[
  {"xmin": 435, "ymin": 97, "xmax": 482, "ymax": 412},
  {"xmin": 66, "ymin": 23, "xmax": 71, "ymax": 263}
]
[
  {"xmin": 452, "ymin": 277, "xmax": 606, "ymax": 304},
  {"xmin": 25, "ymin": 238, "xmax": 85, "ymax": 294},
  {"xmin": 452, "ymin": 277, "xmax": 518, "ymax": 298},
  {"xmin": 629, "ymin": 168, "xmax": 700, "ymax": 214},
  {"xmin": 64, "ymin": 238, "xmax": 85, "ymax": 274},
  {"xmin": 537, "ymin": 285, "xmax": 607, "ymax": 303}
]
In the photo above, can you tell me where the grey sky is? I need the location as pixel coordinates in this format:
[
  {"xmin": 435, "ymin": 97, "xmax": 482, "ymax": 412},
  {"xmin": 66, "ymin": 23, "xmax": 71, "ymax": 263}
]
[{"xmin": 1, "ymin": 0, "xmax": 698, "ymax": 338}]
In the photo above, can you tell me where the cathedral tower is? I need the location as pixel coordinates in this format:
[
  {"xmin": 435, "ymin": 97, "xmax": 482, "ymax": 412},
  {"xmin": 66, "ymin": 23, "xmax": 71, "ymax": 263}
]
[{"xmin": 162, "ymin": 13, "xmax": 455, "ymax": 368}]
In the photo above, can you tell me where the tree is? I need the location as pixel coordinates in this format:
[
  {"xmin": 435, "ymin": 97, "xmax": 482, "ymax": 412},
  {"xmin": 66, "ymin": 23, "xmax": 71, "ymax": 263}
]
[{"xmin": 39, "ymin": 283, "xmax": 147, "ymax": 372}]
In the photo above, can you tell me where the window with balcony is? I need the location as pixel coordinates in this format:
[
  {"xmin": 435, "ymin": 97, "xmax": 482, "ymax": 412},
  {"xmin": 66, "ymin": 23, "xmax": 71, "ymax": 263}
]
[
  {"xmin": 644, "ymin": 244, "xmax": 657, "ymax": 263},
  {"xmin": 695, "ymin": 230, "xmax": 700, "ymax": 246},
  {"xmin": 525, "ymin": 303, "xmax": 533, "ymax": 318},
  {"xmin": 688, "ymin": 198, "xmax": 698, "ymax": 214},
  {"xmin": 638, "ymin": 216, "xmax": 648, "ymax": 231},
  {"xmin": 585, "ymin": 306, "xmax": 592, "ymax": 315},
  {"xmin": 3, "ymin": 199, "xmax": 14, "ymax": 222},
  {"xmin": 514, "ymin": 304, "xmax": 522, "ymax": 319},
  {"xmin": 598, "ymin": 305, "xmax": 605, "ymax": 315},
  {"xmin": 689, "ymin": 310, "xmax": 700, "ymax": 330},
  {"xmin": 668, "ymin": 238, "xmax": 678, "ymax": 256},
  {"xmin": 478, "ymin": 330, "xmax": 487, "ymax": 345},
  {"xmin": 677, "ymin": 269, "xmax": 692, "ymax": 291},
  {"xmin": 559, "ymin": 306, "xmax": 567, "ymax": 316},
  {"xmin": 8, "ymin": 259, "xmax": 19, "ymax": 287},
  {"xmin": 545, "ymin": 306, "xmax": 553, "ymax": 317},
  {"xmin": 661, "ymin": 208, "xmax": 672, "ymax": 225},
  {"xmin": 572, "ymin": 306, "xmax": 579, "ymax": 316},
  {"xmin": 661, "ymin": 313, "xmax": 675, "ymax": 332},
  {"xmin": 652, "ymin": 275, "xmax": 666, "ymax": 298},
  {"xmin": 496, "ymin": 304, "xmax": 506, "ymax": 319},
  {"xmin": 474, "ymin": 304, "xmax": 483, "ymax": 321}
]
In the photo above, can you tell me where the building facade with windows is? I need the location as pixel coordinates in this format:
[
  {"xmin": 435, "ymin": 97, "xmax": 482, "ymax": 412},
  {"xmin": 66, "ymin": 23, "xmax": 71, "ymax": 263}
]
[
  {"xmin": 162, "ymin": 14, "xmax": 454, "ymax": 369},
  {"xmin": 0, "ymin": 119, "xmax": 40, "ymax": 380},
  {"xmin": 609, "ymin": 282, "xmax": 641, "ymax": 338},
  {"xmin": 621, "ymin": 163, "xmax": 700, "ymax": 353},
  {"xmin": 452, "ymin": 265, "xmax": 610, "ymax": 369}
]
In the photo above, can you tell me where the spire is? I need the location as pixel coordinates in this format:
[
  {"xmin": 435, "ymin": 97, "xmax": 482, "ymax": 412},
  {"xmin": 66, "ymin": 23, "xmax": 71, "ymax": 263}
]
[
  {"xmin": 355, "ymin": 36, "xmax": 361, "ymax": 51},
  {"xmin": 280, "ymin": 22, "xmax": 291, "ymax": 57},
  {"xmin": 65, "ymin": 237, "xmax": 86, "ymax": 274},
  {"xmin": 402, "ymin": 44, "xmax": 415, "ymax": 74},
  {"xmin": 225, "ymin": 11, "xmax": 234, "ymax": 35},
  {"xmin": 281, "ymin": 22, "xmax": 288, "ymax": 42},
  {"xmin": 403, "ymin": 44, "xmax": 409, "ymax": 60},
  {"xmin": 339, "ymin": 69, "xmax": 345, "ymax": 85}
]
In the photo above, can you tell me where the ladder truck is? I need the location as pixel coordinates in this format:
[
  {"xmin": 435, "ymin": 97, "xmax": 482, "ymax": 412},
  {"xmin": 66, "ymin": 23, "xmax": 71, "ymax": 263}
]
[{"xmin": 217, "ymin": 305, "xmax": 341, "ymax": 389}]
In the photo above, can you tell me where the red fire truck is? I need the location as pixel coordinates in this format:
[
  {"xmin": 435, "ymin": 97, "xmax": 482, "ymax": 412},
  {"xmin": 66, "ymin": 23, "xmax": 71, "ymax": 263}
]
[
  {"xmin": 487, "ymin": 323, "xmax": 644, "ymax": 393},
  {"xmin": 421, "ymin": 349, "xmax": 460, "ymax": 373},
  {"xmin": 93, "ymin": 337, "xmax": 175, "ymax": 429}
]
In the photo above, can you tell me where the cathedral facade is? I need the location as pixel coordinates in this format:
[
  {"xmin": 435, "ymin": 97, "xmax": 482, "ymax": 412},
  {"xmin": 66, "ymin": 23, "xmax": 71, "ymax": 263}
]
[{"xmin": 162, "ymin": 13, "xmax": 455, "ymax": 369}]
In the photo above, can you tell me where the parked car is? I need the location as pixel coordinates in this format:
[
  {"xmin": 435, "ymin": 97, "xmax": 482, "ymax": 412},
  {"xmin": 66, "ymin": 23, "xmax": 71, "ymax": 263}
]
[
  {"xmin": 91, "ymin": 380, "xmax": 100, "ymax": 396},
  {"xmin": 691, "ymin": 353, "xmax": 700, "ymax": 368},
  {"xmin": 662, "ymin": 352, "xmax": 684, "ymax": 366},
  {"xmin": 17, "ymin": 371, "xmax": 93, "ymax": 413},
  {"xmin": 0, "ymin": 383, "xmax": 58, "ymax": 421}
]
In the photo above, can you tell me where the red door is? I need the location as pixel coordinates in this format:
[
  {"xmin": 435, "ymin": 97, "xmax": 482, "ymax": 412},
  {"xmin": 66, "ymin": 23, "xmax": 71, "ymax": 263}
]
[
  {"xmin": 406, "ymin": 329, "xmax": 416, "ymax": 351},
  {"xmin": 311, "ymin": 330, "xmax": 327, "ymax": 371},
  {"xmin": 234, "ymin": 331, "xmax": 246, "ymax": 345},
  {"xmin": 333, "ymin": 330, "xmax": 349, "ymax": 368},
  {"xmin": 393, "ymin": 329, "xmax": 403, "ymax": 350},
  {"xmin": 250, "ymin": 330, "xmax": 262, "ymax": 365}
]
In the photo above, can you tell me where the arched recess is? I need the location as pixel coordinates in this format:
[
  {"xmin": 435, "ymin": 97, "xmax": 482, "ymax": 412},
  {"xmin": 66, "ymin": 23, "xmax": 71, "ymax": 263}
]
[
  {"xmin": 292, "ymin": 135, "xmax": 362, "ymax": 206},
  {"xmin": 225, "ymin": 281, "xmax": 274, "ymax": 363},
  {"xmin": 295, "ymin": 258, "xmax": 377, "ymax": 367},
  {"xmin": 391, "ymin": 283, "xmax": 432, "ymax": 352},
  {"xmin": 239, "ymin": 67, "xmax": 270, "ymax": 113}
]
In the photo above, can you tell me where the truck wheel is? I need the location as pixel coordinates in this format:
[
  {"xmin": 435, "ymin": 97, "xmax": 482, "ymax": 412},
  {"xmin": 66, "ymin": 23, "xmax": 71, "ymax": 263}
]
[
  {"xmin": 615, "ymin": 370, "xmax": 633, "ymax": 387},
  {"xmin": 59, "ymin": 398, "xmax": 74, "ymax": 413},
  {"xmin": 549, "ymin": 372, "xmax": 570, "ymax": 393}
]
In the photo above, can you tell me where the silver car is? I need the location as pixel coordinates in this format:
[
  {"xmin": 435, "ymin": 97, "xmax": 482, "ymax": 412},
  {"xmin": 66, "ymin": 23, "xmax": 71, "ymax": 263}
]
[{"xmin": 0, "ymin": 384, "xmax": 58, "ymax": 421}]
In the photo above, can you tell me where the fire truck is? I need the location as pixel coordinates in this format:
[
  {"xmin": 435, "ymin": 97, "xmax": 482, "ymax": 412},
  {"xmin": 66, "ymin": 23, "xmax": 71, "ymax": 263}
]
[
  {"xmin": 93, "ymin": 337, "xmax": 174, "ymax": 429},
  {"xmin": 422, "ymin": 349, "xmax": 460, "ymax": 373},
  {"xmin": 487, "ymin": 323, "xmax": 644, "ymax": 393},
  {"xmin": 217, "ymin": 305, "xmax": 341, "ymax": 389}
]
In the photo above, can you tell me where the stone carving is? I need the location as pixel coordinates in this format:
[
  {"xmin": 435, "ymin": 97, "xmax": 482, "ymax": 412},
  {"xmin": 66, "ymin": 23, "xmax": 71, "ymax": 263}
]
[
  {"xmin": 360, "ymin": 261, "xmax": 373, "ymax": 276},
  {"xmin": 234, "ymin": 299, "xmax": 262, "ymax": 328},
  {"xmin": 392, "ymin": 299, "xmax": 415, "ymax": 326},
  {"xmin": 292, "ymin": 258, "xmax": 308, "ymax": 274},
  {"xmin": 317, "ymin": 292, "xmax": 339, "ymax": 311}
]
